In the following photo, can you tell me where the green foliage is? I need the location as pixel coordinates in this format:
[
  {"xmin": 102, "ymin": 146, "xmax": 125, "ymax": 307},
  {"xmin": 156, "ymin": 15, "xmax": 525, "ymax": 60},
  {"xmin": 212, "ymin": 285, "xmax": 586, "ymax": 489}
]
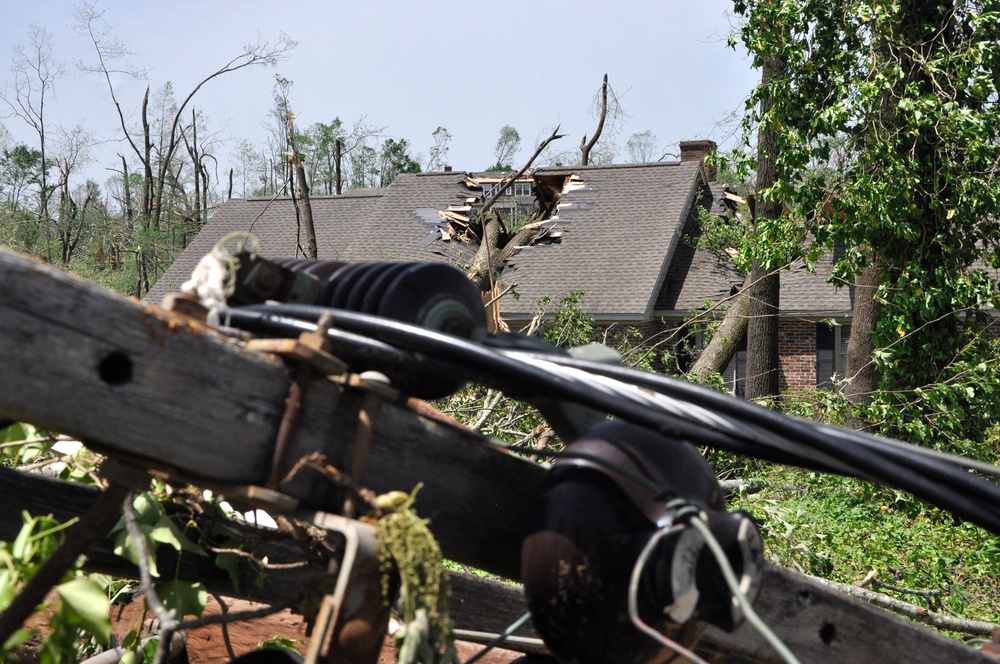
[
  {"xmin": 733, "ymin": 0, "xmax": 1000, "ymax": 445},
  {"xmin": 730, "ymin": 467, "xmax": 1000, "ymax": 626},
  {"xmin": 0, "ymin": 513, "xmax": 112, "ymax": 663},
  {"xmin": 540, "ymin": 291, "xmax": 594, "ymax": 348},
  {"xmin": 487, "ymin": 125, "xmax": 521, "ymax": 172},
  {"xmin": 378, "ymin": 138, "xmax": 421, "ymax": 187},
  {"xmin": 110, "ymin": 492, "xmax": 205, "ymax": 581}
]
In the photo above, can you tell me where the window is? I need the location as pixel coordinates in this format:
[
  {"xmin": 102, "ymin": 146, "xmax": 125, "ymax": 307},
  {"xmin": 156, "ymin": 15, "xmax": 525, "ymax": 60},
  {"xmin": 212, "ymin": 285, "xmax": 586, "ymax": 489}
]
[
  {"xmin": 512, "ymin": 182, "xmax": 534, "ymax": 197},
  {"xmin": 817, "ymin": 323, "xmax": 851, "ymax": 388},
  {"xmin": 482, "ymin": 181, "xmax": 534, "ymax": 198},
  {"xmin": 723, "ymin": 335, "xmax": 748, "ymax": 398}
]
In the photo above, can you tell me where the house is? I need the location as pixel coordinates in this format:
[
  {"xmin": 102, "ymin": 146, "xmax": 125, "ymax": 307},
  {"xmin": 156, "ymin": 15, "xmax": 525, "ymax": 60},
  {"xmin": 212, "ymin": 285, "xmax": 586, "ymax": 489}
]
[{"xmin": 146, "ymin": 141, "xmax": 853, "ymax": 394}]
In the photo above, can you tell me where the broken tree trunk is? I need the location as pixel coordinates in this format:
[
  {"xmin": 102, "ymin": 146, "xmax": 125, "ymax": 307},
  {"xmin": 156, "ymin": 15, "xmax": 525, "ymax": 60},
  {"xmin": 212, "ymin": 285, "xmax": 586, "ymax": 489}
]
[
  {"xmin": 580, "ymin": 74, "xmax": 609, "ymax": 166},
  {"xmin": 465, "ymin": 127, "xmax": 564, "ymax": 290},
  {"xmin": 288, "ymin": 112, "xmax": 318, "ymax": 259},
  {"xmin": 688, "ymin": 290, "xmax": 749, "ymax": 385}
]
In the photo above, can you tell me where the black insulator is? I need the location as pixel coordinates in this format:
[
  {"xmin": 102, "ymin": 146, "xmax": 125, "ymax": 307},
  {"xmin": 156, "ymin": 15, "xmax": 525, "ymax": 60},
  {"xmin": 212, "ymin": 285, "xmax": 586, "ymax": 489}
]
[
  {"xmin": 272, "ymin": 258, "xmax": 487, "ymax": 340},
  {"xmin": 521, "ymin": 420, "xmax": 763, "ymax": 664}
]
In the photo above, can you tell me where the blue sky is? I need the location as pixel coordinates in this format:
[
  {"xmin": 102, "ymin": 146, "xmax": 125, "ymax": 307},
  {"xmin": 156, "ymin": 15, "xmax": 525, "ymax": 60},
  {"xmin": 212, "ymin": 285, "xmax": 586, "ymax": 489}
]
[{"xmin": 0, "ymin": 1, "xmax": 758, "ymax": 188}]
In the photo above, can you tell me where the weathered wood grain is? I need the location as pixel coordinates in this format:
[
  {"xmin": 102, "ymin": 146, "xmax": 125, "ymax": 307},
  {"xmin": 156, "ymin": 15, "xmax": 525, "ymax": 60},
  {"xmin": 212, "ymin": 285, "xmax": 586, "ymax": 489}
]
[
  {"xmin": 0, "ymin": 459, "xmax": 992, "ymax": 662},
  {"xmin": 0, "ymin": 248, "xmax": 543, "ymax": 580},
  {"xmin": 0, "ymin": 248, "xmax": 993, "ymax": 663}
]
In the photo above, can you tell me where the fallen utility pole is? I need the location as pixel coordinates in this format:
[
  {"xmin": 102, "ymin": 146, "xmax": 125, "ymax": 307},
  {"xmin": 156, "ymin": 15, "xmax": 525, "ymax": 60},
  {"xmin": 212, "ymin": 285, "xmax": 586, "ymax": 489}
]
[{"xmin": 0, "ymin": 247, "xmax": 994, "ymax": 663}]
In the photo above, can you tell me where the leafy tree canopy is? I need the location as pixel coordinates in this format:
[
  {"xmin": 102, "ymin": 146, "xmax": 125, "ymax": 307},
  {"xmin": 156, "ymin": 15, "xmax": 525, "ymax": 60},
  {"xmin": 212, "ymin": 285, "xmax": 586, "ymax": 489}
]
[{"xmin": 733, "ymin": 0, "xmax": 1000, "ymax": 443}]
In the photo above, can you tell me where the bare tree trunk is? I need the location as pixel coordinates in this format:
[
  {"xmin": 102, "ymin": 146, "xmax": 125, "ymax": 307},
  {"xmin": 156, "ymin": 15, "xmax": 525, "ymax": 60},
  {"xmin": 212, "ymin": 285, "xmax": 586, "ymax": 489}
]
[
  {"xmin": 141, "ymin": 87, "xmax": 154, "ymax": 227},
  {"xmin": 335, "ymin": 138, "xmax": 342, "ymax": 195},
  {"xmin": 287, "ymin": 113, "xmax": 317, "ymax": 259},
  {"xmin": 120, "ymin": 155, "xmax": 133, "ymax": 222},
  {"xmin": 844, "ymin": 260, "xmax": 881, "ymax": 425},
  {"xmin": 744, "ymin": 50, "xmax": 784, "ymax": 402},
  {"xmin": 579, "ymin": 74, "xmax": 608, "ymax": 166},
  {"xmin": 689, "ymin": 290, "xmax": 750, "ymax": 385},
  {"xmin": 187, "ymin": 109, "xmax": 202, "ymax": 225}
]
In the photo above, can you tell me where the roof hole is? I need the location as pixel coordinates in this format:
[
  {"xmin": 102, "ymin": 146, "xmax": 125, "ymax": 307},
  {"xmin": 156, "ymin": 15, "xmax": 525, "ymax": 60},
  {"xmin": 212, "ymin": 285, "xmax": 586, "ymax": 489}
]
[{"xmin": 99, "ymin": 351, "xmax": 133, "ymax": 386}]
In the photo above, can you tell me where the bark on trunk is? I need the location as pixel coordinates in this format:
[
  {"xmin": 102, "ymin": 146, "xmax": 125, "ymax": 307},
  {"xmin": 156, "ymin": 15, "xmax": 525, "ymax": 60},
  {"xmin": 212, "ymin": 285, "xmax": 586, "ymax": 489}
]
[
  {"xmin": 745, "ymin": 263, "xmax": 781, "ymax": 400},
  {"xmin": 287, "ymin": 113, "xmax": 317, "ymax": 259},
  {"xmin": 689, "ymin": 290, "xmax": 749, "ymax": 385},
  {"xmin": 844, "ymin": 260, "xmax": 881, "ymax": 429},
  {"xmin": 744, "ymin": 48, "xmax": 785, "ymax": 403},
  {"xmin": 465, "ymin": 213, "xmax": 539, "ymax": 292}
]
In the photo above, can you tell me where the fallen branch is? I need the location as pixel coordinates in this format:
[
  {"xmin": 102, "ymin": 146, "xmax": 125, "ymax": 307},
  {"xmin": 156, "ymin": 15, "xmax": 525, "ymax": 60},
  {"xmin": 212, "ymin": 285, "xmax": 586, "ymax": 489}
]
[
  {"xmin": 813, "ymin": 576, "xmax": 997, "ymax": 637},
  {"xmin": 466, "ymin": 126, "xmax": 565, "ymax": 290}
]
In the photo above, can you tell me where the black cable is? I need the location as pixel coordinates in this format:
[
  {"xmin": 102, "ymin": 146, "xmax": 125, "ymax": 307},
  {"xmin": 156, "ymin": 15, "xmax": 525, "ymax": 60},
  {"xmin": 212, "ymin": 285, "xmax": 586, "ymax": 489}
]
[
  {"xmin": 222, "ymin": 308, "xmax": 470, "ymax": 385},
  {"xmin": 225, "ymin": 304, "xmax": 1000, "ymax": 535},
  {"xmin": 513, "ymin": 352, "xmax": 1000, "ymax": 504},
  {"xmin": 226, "ymin": 305, "xmax": 845, "ymax": 470},
  {"xmin": 507, "ymin": 352, "xmax": 1000, "ymax": 527},
  {"xmin": 234, "ymin": 304, "xmax": 1000, "ymax": 529}
]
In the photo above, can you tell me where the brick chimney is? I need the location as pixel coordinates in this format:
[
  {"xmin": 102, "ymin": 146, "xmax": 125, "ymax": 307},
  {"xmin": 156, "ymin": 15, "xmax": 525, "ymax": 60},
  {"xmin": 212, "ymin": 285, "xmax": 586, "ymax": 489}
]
[{"xmin": 679, "ymin": 139, "xmax": 718, "ymax": 180}]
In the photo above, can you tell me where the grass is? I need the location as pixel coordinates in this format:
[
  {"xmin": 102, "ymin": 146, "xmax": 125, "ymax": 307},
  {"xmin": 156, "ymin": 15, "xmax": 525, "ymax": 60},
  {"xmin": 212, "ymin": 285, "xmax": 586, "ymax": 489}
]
[{"xmin": 727, "ymin": 462, "xmax": 1000, "ymax": 627}]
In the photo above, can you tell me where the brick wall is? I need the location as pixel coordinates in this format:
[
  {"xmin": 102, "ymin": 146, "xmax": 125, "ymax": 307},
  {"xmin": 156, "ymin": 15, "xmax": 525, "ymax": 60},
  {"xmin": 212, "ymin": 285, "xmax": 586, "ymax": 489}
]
[
  {"xmin": 592, "ymin": 317, "xmax": 821, "ymax": 394},
  {"xmin": 778, "ymin": 320, "xmax": 817, "ymax": 392}
]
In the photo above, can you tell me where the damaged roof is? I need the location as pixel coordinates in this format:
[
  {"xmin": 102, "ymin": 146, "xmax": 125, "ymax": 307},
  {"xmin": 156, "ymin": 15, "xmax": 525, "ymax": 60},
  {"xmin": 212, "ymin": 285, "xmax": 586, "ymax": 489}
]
[
  {"xmin": 147, "ymin": 161, "xmax": 849, "ymax": 323},
  {"xmin": 498, "ymin": 161, "xmax": 705, "ymax": 321}
]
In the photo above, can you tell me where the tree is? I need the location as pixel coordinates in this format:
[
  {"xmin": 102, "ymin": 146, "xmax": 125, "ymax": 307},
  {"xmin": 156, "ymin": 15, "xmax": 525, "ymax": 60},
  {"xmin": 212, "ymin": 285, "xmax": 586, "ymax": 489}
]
[
  {"xmin": 488, "ymin": 126, "xmax": 521, "ymax": 172},
  {"xmin": 426, "ymin": 126, "xmax": 452, "ymax": 172},
  {"xmin": 300, "ymin": 119, "xmax": 345, "ymax": 195},
  {"xmin": 0, "ymin": 145, "xmax": 43, "ymax": 214},
  {"xmin": 0, "ymin": 144, "xmax": 44, "ymax": 253},
  {"xmin": 625, "ymin": 130, "xmax": 659, "ymax": 163},
  {"xmin": 579, "ymin": 74, "xmax": 625, "ymax": 166},
  {"xmin": 51, "ymin": 124, "xmax": 95, "ymax": 265},
  {"xmin": 733, "ymin": 0, "xmax": 1000, "ymax": 441},
  {"xmin": 743, "ymin": 45, "xmax": 785, "ymax": 402},
  {"xmin": 377, "ymin": 138, "xmax": 420, "ymax": 187},
  {"xmin": 1, "ymin": 25, "xmax": 64, "ymax": 229},
  {"xmin": 76, "ymin": 2, "xmax": 296, "ymax": 227}
]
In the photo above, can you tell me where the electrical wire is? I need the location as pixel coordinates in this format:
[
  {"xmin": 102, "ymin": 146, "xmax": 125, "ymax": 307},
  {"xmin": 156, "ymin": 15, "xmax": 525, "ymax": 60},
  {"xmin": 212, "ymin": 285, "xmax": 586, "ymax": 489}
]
[
  {"xmin": 461, "ymin": 611, "xmax": 533, "ymax": 664},
  {"xmin": 627, "ymin": 523, "xmax": 711, "ymax": 664},
  {"xmin": 687, "ymin": 515, "xmax": 801, "ymax": 664},
  {"xmin": 225, "ymin": 306, "xmax": 825, "ymax": 467},
  {"xmin": 501, "ymin": 350, "xmax": 1000, "ymax": 531},
  {"xmin": 222, "ymin": 303, "xmax": 1000, "ymax": 535}
]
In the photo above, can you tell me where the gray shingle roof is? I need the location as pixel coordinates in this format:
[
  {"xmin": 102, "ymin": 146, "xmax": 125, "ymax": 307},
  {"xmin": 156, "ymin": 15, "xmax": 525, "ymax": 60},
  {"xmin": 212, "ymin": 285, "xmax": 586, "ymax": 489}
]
[
  {"xmin": 497, "ymin": 161, "xmax": 704, "ymax": 321},
  {"xmin": 658, "ymin": 223, "xmax": 852, "ymax": 317},
  {"xmin": 146, "ymin": 161, "xmax": 851, "ymax": 323},
  {"xmin": 146, "ymin": 191, "xmax": 383, "ymax": 303}
]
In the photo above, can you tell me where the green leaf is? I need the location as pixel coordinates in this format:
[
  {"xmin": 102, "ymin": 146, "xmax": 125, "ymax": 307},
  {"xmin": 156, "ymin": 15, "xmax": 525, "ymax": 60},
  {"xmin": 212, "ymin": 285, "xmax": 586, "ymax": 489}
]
[
  {"xmin": 155, "ymin": 579, "xmax": 207, "ymax": 618},
  {"xmin": 0, "ymin": 423, "xmax": 35, "ymax": 445},
  {"xmin": 55, "ymin": 577, "xmax": 111, "ymax": 643},
  {"xmin": 215, "ymin": 550, "xmax": 242, "ymax": 593},
  {"xmin": 150, "ymin": 516, "xmax": 204, "ymax": 555},
  {"xmin": 114, "ymin": 523, "xmax": 159, "ymax": 578},
  {"xmin": 132, "ymin": 493, "xmax": 164, "ymax": 525}
]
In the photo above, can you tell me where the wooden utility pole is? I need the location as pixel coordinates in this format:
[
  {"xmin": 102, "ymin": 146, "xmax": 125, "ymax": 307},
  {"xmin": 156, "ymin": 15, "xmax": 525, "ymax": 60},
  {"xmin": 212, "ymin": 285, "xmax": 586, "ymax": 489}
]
[{"xmin": 0, "ymin": 247, "xmax": 994, "ymax": 663}]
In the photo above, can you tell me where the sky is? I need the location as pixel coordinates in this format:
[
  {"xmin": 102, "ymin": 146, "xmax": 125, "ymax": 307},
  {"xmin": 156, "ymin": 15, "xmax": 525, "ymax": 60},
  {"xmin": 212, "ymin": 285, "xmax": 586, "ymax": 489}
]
[{"xmin": 0, "ymin": 0, "xmax": 758, "ymax": 191}]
